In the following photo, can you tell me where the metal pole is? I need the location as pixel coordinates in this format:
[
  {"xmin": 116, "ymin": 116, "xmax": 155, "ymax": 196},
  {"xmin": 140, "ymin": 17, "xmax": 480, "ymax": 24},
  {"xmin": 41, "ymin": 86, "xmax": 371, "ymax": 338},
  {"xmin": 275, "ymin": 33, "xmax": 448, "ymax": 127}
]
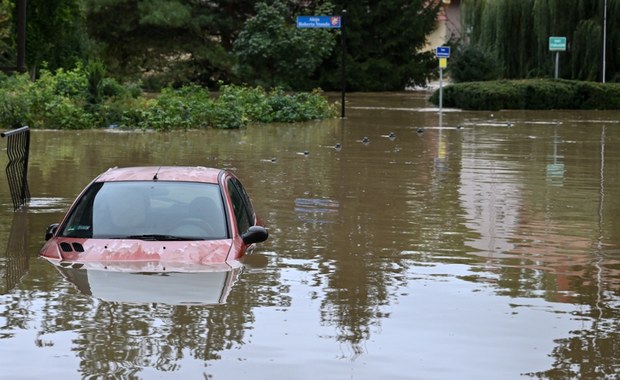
[
  {"xmin": 340, "ymin": 10, "xmax": 346, "ymax": 118},
  {"xmin": 439, "ymin": 67, "xmax": 443, "ymax": 113},
  {"xmin": 602, "ymin": 0, "xmax": 607, "ymax": 83},
  {"xmin": 554, "ymin": 52, "xmax": 559, "ymax": 79}
]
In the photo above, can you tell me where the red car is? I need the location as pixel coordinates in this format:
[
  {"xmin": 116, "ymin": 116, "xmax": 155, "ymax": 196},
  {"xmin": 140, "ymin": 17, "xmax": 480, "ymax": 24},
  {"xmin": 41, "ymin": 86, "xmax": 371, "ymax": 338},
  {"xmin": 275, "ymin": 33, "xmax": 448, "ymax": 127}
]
[{"xmin": 40, "ymin": 166, "xmax": 268, "ymax": 272}]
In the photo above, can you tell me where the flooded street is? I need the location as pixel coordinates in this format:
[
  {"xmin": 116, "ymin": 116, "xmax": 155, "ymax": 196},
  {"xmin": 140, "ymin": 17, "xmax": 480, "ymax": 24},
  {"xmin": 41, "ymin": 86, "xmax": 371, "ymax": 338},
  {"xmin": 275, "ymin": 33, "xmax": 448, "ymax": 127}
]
[{"xmin": 1, "ymin": 91, "xmax": 619, "ymax": 379}]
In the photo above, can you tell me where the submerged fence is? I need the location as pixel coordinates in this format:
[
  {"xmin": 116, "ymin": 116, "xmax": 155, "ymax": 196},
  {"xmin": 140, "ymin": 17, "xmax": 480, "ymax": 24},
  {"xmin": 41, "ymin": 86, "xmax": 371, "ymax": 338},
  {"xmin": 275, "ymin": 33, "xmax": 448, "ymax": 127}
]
[{"xmin": 1, "ymin": 126, "xmax": 30, "ymax": 210}]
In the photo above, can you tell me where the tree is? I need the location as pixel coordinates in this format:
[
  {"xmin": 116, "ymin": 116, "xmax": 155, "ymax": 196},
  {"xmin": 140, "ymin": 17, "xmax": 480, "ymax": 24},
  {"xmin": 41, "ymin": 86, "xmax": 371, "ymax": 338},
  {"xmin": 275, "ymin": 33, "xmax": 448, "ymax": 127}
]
[
  {"xmin": 232, "ymin": 0, "xmax": 337, "ymax": 89},
  {"xmin": 85, "ymin": 0, "xmax": 260, "ymax": 89},
  {"xmin": 0, "ymin": 0, "xmax": 14, "ymax": 70},
  {"xmin": 316, "ymin": 0, "xmax": 441, "ymax": 91},
  {"xmin": 25, "ymin": 0, "xmax": 91, "ymax": 74}
]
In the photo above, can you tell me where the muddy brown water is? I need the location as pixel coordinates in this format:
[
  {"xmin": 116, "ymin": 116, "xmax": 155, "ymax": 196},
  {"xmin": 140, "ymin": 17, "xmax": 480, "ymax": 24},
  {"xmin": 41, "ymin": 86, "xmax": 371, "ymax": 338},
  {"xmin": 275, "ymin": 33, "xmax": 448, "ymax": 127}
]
[{"xmin": 1, "ymin": 92, "xmax": 619, "ymax": 379}]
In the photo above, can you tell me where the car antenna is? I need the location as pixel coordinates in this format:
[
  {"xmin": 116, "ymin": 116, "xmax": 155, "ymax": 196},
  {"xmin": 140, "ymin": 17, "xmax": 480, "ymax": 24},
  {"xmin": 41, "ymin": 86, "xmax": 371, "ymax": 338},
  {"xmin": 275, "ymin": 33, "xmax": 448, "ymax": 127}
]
[{"xmin": 153, "ymin": 167, "xmax": 161, "ymax": 181}]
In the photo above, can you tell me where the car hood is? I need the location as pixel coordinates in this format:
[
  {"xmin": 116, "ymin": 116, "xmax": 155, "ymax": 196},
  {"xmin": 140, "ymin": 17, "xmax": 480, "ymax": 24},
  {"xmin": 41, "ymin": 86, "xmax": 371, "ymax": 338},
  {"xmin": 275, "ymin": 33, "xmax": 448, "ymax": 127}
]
[{"xmin": 40, "ymin": 237, "xmax": 234, "ymax": 269}]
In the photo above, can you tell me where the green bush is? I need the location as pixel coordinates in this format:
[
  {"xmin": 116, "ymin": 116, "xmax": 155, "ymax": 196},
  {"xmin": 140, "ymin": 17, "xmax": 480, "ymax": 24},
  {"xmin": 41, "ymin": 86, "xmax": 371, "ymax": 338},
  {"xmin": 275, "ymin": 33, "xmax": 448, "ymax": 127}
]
[
  {"xmin": 429, "ymin": 79, "xmax": 620, "ymax": 110},
  {"xmin": 449, "ymin": 46, "xmax": 500, "ymax": 83},
  {"xmin": 0, "ymin": 66, "xmax": 336, "ymax": 130}
]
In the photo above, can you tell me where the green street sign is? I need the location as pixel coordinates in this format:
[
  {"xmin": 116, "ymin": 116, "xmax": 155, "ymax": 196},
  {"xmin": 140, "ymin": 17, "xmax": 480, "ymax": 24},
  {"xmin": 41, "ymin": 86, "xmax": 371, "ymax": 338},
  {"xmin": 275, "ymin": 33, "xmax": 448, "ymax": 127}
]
[{"xmin": 549, "ymin": 36, "xmax": 567, "ymax": 51}]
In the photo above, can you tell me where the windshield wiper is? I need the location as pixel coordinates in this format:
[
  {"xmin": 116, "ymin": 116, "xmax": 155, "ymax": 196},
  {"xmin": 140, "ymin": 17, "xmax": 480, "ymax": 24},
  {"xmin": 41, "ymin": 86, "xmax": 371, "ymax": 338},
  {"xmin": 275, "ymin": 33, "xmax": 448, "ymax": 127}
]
[{"xmin": 123, "ymin": 234, "xmax": 205, "ymax": 241}]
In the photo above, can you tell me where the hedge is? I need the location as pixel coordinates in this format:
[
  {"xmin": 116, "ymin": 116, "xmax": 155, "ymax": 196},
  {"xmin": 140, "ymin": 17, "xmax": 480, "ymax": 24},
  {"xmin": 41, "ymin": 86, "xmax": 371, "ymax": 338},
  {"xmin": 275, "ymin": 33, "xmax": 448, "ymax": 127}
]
[{"xmin": 429, "ymin": 79, "xmax": 620, "ymax": 110}]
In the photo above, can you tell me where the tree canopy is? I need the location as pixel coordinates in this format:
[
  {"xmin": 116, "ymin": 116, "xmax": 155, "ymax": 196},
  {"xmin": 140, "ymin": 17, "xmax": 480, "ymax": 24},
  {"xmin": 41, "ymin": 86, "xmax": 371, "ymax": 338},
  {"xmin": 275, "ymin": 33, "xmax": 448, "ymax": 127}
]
[
  {"xmin": 315, "ymin": 0, "xmax": 441, "ymax": 91},
  {"xmin": 2, "ymin": 0, "xmax": 444, "ymax": 91},
  {"xmin": 233, "ymin": 1, "xmax": 336, "ymax": 89}
]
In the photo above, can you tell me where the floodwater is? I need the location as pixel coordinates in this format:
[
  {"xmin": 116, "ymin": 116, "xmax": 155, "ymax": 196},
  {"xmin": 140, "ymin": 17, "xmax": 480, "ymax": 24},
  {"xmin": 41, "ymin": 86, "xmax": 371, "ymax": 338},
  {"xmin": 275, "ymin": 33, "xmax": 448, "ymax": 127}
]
[{"xmin": 1, "ymin": 92, "xmax": 619, "ymax": 379}]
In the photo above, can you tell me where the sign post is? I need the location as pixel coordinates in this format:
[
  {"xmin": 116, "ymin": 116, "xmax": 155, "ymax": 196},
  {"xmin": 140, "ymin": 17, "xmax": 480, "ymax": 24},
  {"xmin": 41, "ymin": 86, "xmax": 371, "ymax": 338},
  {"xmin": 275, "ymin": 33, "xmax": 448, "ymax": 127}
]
[
  {"xmin": 549, "ymin": 37, "xmax": 566, "ymax": 79},
  {"xmin": 435, "ymin": 46, "xmax": 450, "ymax": 117},
  {"xmin": 297, "ymin": 14, "xmax": 346, "ymax": 118},
  {"xmin": 602, "ymin": 0, "xmax": 608, "ymax": 83}
]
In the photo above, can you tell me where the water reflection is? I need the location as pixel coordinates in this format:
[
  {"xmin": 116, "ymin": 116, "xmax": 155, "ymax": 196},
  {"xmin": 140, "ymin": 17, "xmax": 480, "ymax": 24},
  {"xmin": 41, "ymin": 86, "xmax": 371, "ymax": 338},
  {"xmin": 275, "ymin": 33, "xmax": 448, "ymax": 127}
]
[
  {"xmin": 1, "ymin": 210, "xmax": 29, "ymax": 293},
  {"xmin": 53, "ymin": 264, "xmax": 242, "ymax": 305}
]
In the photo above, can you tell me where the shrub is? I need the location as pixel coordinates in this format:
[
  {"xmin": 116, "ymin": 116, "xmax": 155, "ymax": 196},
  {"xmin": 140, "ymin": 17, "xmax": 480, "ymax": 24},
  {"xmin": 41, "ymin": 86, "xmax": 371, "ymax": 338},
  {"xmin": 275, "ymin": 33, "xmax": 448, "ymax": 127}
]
[
  {"xmin": 0, "ymin": 66, "xmax": 336, "ymax": 130},
  {"xmin": 429, "ymin": 79, "xmax": 620, "ymax": 110},
  {"xmin": 449, "ymin": 45, "xmax": 500, "ymax": 83}
]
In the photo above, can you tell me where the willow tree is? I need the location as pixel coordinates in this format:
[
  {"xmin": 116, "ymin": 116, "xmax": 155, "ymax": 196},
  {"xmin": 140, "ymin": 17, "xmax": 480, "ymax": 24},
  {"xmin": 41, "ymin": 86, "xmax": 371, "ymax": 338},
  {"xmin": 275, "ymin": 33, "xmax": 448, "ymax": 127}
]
[{"xmin": 462, "ymin": 0, "xmax": 619, "ymax": 81}]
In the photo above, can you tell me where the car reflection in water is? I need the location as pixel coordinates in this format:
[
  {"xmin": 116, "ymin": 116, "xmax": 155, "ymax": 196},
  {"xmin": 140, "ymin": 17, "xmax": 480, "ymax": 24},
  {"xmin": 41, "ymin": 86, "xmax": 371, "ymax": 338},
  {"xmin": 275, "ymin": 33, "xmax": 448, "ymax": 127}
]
[{"xmin": 51, "ymin": 260, "xmax": 243, "ymax": 305}]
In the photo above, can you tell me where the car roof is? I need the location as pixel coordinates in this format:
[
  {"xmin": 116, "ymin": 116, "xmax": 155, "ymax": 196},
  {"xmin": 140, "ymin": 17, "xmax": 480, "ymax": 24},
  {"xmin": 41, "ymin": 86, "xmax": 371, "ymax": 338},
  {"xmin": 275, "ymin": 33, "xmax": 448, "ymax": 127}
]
[{"xmin": 95, "ymin": 166, "xmax": 224, "ymax": 184}]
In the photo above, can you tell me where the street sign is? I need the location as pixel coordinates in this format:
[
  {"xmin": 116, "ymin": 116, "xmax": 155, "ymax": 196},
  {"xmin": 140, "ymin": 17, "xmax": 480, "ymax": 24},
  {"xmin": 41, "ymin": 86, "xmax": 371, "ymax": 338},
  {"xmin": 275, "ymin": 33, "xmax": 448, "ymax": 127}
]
[
  {"xmin": 549, "ymin": 37, "xmax": 567, "ymax": 51},
  {"xmin": 436, "ymin": 46, "xmax": 451, "ymax": 58},
  {"xmin": 297, "ymin": 16, "xmax": 341, "ymax": 29},
  {"xmin": 439, "ymin": 58, "xmax": 447, "ymax": 69}
]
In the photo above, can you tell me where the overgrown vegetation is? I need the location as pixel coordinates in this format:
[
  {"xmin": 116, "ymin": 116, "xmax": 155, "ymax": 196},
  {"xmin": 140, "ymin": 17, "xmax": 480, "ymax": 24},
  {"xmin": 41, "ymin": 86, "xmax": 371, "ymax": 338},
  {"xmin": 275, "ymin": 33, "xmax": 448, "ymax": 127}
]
[
  {"xmin": 429, "ymin": 79, "xmax": 620, "ymax": 110},
  {"xmin": 0, "ymin": 65, "xmax": 336, "ymax": 130}
]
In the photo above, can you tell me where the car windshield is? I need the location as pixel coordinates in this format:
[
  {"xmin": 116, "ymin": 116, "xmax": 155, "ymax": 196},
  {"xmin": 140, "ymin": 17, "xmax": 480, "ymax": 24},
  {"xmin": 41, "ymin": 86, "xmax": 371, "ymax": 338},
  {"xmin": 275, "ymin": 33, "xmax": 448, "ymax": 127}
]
[{"xmin": 60, "ymin": 181, "xmax": 228, "ymax": 240}]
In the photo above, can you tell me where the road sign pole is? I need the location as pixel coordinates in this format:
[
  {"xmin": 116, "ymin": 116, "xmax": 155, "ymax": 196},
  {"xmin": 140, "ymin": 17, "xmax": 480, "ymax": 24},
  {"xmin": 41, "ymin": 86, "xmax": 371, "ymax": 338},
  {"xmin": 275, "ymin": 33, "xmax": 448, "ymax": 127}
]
[
  {"xmin": 549, "ymin": 37, "xmax": 566, "ymax": 80},
  {"xmin": 602, "ymin": 0, "xmax": 607, "ymax": 83},
  {"xmin": 341, "ymin": 10, "xmax": 346, "ymax": 118},
  {"xmin": 439, "ymin": 67, "xmax": 443, "ymax": 113},
  {"xmin": 296, "ymin": 14, "xmax": 344, "ymax": 116}
]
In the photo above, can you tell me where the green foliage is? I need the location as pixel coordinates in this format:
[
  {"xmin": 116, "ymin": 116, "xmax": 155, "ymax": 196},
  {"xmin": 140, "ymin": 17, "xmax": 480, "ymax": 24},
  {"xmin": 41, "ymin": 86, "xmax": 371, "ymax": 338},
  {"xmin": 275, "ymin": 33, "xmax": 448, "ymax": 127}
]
[
  {"xmin": 317, "ymin": 0, "xmax": 441, "ymax": 91},
  {"xmin": 462, "ymin": 0, "xmax": 620, "ymax": 81},
  {"xmin": 140, "ymin": 85, "xmax": 214, "ymax": 130},
  {"xmin": 429, "ymin": 79, "xmax": 620, "ymax": 110},
  {"xmin": 25, "ymin": 0, "xmax": 92, "ymax": 73},
  {"xmin": 4, "ymin": 0, "xmax": 444, "ymax": 92},
  {"xmin": 85, "ymin": 0, "xmax": 238, "ymax": 89},
  {"xmin": 83, "ymin": 0, "xmax": 441, "ymax": 91},
  {"xmin": 449, "ymin": 45, "xmax": 500, "ymax": 83},
  {"xmin": 86, "ymin": 60, "xmax": 106, "ymax": 105},
  {"xmin": 211, "ymin": 84, "xmax": 337, "ymax": 128},
  {"xmin": 213, "ymin": 84, "xmax": 337, "ymax": 124},
  {"xmin": 0, "ymin": 67, "xmax": 336, "ymax": 130},
  {"xmin": 0, "ymin": 0, "xmax": 14, "ymax": 68},
  {"xmin": 233, "ymin": 0, "xmax": 337, "ymax": 89},
  {"xmin": 0, "ymin": 74, "xmax": 32, "ymax": 127},
  {"xmin": 571, "ymin": 19, "xmax": 601, "ymax": 81}
]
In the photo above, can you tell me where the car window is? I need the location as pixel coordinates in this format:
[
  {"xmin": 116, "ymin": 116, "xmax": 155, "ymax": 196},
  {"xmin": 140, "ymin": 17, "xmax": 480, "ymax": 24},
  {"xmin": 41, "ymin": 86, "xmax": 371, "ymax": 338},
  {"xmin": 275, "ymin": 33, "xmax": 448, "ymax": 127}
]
[
  {"xmin": 61, "ymin": 182, "xmax": 103, "ymax": 238},
  {"xmin": 231, "ymin": 177, "xmax": 256, "ymax": 222},
  {"xmin": 227, "ymin": 178, "xmax": 251, "ymax": 234},
  {"xmin": 61, "ymin": 181, "xmax": 227, "ymax": 240}
]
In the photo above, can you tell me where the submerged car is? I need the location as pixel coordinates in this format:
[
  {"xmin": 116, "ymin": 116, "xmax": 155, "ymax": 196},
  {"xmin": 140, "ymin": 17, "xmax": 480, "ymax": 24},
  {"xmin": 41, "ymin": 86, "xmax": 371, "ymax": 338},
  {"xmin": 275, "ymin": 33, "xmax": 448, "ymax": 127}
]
[{"xmin": 40, "ymin": 166, "xmax": 268, "ymax": 271}]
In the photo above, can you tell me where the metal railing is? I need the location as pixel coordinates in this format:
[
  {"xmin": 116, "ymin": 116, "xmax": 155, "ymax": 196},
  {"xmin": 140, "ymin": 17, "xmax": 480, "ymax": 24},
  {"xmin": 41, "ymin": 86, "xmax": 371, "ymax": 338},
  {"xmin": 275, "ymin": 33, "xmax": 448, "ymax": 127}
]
[{"xmin": 1, "ymin": 126, "xmax": 31, "ymax": 211}]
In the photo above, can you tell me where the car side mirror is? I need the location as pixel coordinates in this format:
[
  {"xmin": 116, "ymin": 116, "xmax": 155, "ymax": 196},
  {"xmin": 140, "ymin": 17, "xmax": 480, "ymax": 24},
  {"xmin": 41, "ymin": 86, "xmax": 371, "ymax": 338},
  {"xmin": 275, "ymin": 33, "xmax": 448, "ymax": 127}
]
[
  {"xmin": 45, "ymin": 223, "xmax": 59, "ymax": 241},
  {"xmin": 242, "ymin": 225, "xmax": 268, "ymax": 245}
]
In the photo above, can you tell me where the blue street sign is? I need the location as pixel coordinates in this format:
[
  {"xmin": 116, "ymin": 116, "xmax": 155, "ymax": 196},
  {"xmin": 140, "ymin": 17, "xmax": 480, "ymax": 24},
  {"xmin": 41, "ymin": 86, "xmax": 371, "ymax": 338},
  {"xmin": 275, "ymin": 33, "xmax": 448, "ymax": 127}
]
[
  {"xmin": 297, "ymin": 16, "xmax": 341, "ymax": 29},
  {"xmin": 436, "ymin": 46, "xmax": 451, "ymax": 58}
]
